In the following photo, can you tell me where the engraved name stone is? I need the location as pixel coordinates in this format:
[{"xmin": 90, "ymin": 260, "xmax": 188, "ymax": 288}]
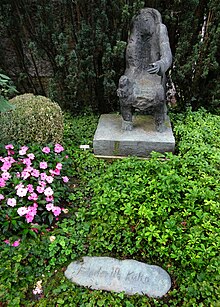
[{"xmin": 64, "ymin": 256, "xmax": 171, "ymax": 297}]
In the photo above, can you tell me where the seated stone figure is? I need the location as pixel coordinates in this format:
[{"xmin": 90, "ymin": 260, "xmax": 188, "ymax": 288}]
[{"xmin": 117, "ymin": 8, "xmax": 172, "ymax": 132}]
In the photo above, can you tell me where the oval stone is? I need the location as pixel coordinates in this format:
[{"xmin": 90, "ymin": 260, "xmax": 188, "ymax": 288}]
[{"xmin": 65, "ymin": 256, "xmax": 171, "ymax": 297}]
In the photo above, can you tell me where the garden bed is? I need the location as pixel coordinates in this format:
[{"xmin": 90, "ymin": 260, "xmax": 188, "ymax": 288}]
[{"xmin": 0, "ymin": 109, "xmax": 219, "ymax": 306}]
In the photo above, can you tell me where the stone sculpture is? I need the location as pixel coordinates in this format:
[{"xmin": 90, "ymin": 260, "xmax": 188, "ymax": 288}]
[{"xmin": 117, "ymin": 8, "xmax": 172, "ymax": 132}]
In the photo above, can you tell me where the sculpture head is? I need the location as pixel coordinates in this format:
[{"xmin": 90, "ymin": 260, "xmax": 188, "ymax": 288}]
[{"xmin": 131, "ymin": 8, "xmax": 162, "ymax": 36}]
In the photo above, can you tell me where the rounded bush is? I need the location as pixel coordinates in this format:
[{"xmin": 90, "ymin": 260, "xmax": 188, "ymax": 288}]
[{"xmin": 0, "ymin": 93, "xmax": 63, "ymax": 144}]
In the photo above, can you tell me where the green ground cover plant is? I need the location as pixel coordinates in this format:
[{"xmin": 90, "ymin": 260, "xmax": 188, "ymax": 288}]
[{"xmin": 0, "ymin": 109, "xmax": 219, "ymax": 306}]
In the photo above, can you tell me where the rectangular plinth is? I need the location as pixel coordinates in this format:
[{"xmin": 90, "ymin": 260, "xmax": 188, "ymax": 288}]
[{"xmin": 93, "ymin": 114, "xmax": 175, "ymax": 157}]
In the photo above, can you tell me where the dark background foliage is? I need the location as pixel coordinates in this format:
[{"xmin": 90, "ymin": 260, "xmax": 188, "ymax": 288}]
[{"xmin": 0, "ymin": 0, "xmax": 219, "ymax": 112}]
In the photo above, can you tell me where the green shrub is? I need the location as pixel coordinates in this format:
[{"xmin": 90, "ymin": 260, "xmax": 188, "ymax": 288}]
[{"xmin": 0, "ymin": 93, "xmax": 63, "ymax": 145}]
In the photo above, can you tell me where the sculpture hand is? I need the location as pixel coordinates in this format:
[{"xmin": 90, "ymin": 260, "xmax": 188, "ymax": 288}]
[{"xmin": 147, "ymin": 62, "xmax": 160, "ymax": 74}]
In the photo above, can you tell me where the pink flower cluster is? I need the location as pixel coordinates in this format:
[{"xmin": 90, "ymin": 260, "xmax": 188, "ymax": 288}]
[
  {"xmin": 0, "ymin": 144, "xmax": 69, "ymax": 225},
  {"xmin": 4, "ymin": 239, "xmax": 20, "ymax": 247}
]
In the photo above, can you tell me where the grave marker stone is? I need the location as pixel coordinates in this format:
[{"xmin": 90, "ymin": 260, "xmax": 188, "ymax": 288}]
[{"xmin": 65, "ymin": 256, "xmax": 171, "ymax": 297}]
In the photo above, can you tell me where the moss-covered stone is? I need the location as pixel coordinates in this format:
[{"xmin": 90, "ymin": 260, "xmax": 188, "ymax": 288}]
[{"xmin": 0, "ymin": 93, "xmax": 63, "ymax": 145}]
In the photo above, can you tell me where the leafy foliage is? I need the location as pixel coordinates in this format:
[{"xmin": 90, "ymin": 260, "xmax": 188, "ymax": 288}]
[
  {"xmin": 0, "ymin": 1, "xmax": 220, "ymax": 112},
  {"xmin": 165, "ymin": 0, "xmax": 220, "ymax": 111},
  {"xmin": 0, "ymin": 72, "xmax": 17, "ymax": 112},
  {"xmin": 0, "ymin": 94, "xmax": 63, "ymax": 145}
]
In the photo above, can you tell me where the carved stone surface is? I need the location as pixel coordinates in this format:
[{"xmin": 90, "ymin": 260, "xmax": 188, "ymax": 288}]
[
  {"xmin": 117, "ymin": 8, "xmax": 172, "ymax": 132},
  {"xmin": 65, "ymin": 256, "xmax": 171, "ymax": 297}
]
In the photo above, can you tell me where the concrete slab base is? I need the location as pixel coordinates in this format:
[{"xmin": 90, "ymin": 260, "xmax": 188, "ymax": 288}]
[{"xmin": 93, "ymin": 114, "xmax": 175, "ymax": 158}]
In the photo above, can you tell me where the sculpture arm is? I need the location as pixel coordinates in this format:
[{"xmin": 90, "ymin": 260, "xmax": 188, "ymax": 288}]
[
  {"xmin": 156, "ymin": 24, "xmax": 172, "ymax": 75},
  {"xmin": 147, "ymin": 24, "xmax": 172, "ymax": 76}
]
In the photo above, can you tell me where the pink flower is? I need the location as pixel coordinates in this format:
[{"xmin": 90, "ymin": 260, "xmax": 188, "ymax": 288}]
[
  {"xmin": 4, "ymin": 239, "xmax": 10, "ymax": 244},
  {"xmin": 2, "ymin": 172, "xmax": 11, "ymax": 180},
  {"xmin": 46, "ymin": 195, "xmax": 54, "ymax": 202},
  {"xmin": 31, "ymin": 169, "xmax": 40, "ymax": 177},
  {"xmin": 56, "ymin": 163, "xmax": 62, "ymax": 170},
  {"xmin": 16, "ymin": 187, "xmax": 28, "ymax": 197},
  {"xmin": 1, "ymin": 161, "xmax": 12, "ymax": 171},
  {"xmin": 40, "ymin": 172, "xmax": 47, "ymax": 181},
  {"xmin": 15, "ymin": 183, "xmax": 24, "ymax": 190},
  {"xmin": 52, "ymin": 206, "xmax": 61, "ymax": 216},
  {"xmin": 42, "ymin": 147, "xmax": 50, "ymax": 154},
  {"xmin": 21, "ymin": 170, "xmax": 30, "ymax": 180},
  {"xmin": 28, "ymin": 192, "xmax": 38, "ymax": 201},
  {"xmin": 49, "ymin": 169, "xmax": 55, "ymax": 176},
  {"xmin": 25, "ymin": 206, "xmax": 37, "ymax": 223},
  {"xmin": 19, "ymin": 146, "xmax": 28, "ymax": 155},
  {"xmin": 44, "ymin": 187, "xmax": 53, "ymax": 197},
  {"xmin": 46, "ymin": 203, "xmax": 54, "ymax": 211},
  {"xmin": 0, "ymin": 178, "xmax": 6, "ymax": 187},
  {"xmin": 27, "ymin": 184, "xmax": 34, "ymax": 193},
  {"xmin": 27, "ymin": 153, "xmax": 35, "ymax": 160},
  {"xmin": 16, "ymin": 172, "xmax": 21, "ymax": 178},
  {"xmin": 7, "ymin": 149, "xmax": 15, "ymax": 155},
  {"xmin": 23, "ymin": 158, "xmax": 32, "ymax": 166},
  {"xmin": 4, "ymin": 145, "xmax": 15, "ymax": 155},
  {"xmin": 17, "ymin": 207, "xmax": 28, "ymax": 216},
  {"xmin": 39, "ymin": 181, "xmax": 46, "ymax": 187},
  {"xmin": 33, "ymin": 203, "xmax": 38, "ymax": 208},
  {"xmin": 7, "ymin": 198, "xmax": 17, "ymax": 207},
  {"xmin": 0, "ymin": 194, "xmax": 4, "ymax": 200},
  {"xmin": 36, "ymin": 186, "xmax": 45, "ymax": 194},
  {"xmin": 26, "ymin": 213, "xmax": 35, "ymax": 223},
  {"xmin": 46, "ymin": 175, "xmax": 53, "ymax": 184},
  {"xmin": 7, "ymin": 156, "xmax": 15, "ymax": 163},
  {"xmin": 29, "ymin": 205, "xmax": 37, "ymax": 213},
  {"xmin": 54, "ymin": 168, "xmax": 60, "ymax": 176},
  {"xmin": 8, "ymin": 156, "xmax": 15, "ymax": 163},
  {"xmin": 24, "ymin": 166, "xmax": 33, "ymax": 173},
  {"xmin": 54, "ymin": 144, "xmax": 64, "ymax": 153},
  {"xmin": 5, "ymin": 144, "xmax": 14, "ymax": 150},
  {"xmin": 39, "ymin": 161, "xmax": 47, "ymax": 169},
  {"xmin": 62, "ymin": 176, "xmax": 69, "ymax": 183},
  {"xmin": 12, "ymin": 240, "xmax": 20, "ymax": 247}
]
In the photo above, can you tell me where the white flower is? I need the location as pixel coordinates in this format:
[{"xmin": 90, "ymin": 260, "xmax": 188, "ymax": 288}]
[{"xmin": 49, "ymin": 236, "xmax": 56, "ymax": 242}]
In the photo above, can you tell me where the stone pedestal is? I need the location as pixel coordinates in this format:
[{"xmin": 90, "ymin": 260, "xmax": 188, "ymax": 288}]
[{"xmin": 93, "ymin": 114, "xmax": 175, "ymax": 157}]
